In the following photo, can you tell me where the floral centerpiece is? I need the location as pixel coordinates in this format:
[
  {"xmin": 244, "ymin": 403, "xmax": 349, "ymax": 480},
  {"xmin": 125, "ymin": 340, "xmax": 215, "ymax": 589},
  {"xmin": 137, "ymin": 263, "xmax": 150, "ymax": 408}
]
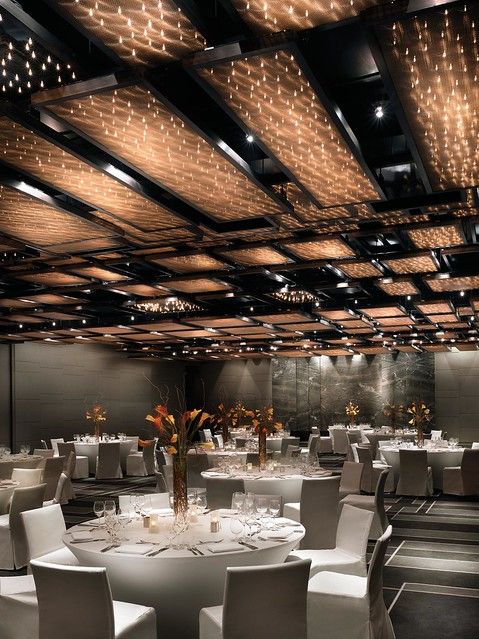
[
  {"xmin": 252, "ymin": 407, "xmax": 283, "ymax": 468},
  {"xmin": 86, "ymin": 404, "xmax": 107, "ymax": 440},
  {"xmin": 210, "ymin": 403, "xmax": 235, "ymax": 443},
  {"xmin": 345, "ymin": 401, "xmax": 360, "ymax": 426},
  {"xmin": 146, "ymin": 404, "xmax": 211, "ymax": 518},
  {"xmin": 383, "ymin": 402, "xmax": 404, "ymax": 431},
  {"xmin": 407, "ymin": 400, "xmax": 432, "ymax": 447},
  {"xmin": 230, "ymin": 402, "xmax": 253, "ymax": 430}
]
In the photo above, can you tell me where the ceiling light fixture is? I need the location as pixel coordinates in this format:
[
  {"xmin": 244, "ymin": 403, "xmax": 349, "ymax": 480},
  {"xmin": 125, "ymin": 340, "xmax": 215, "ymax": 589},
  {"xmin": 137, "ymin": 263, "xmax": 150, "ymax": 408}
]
[{"xmin": 246, "ymin": 133, "xmax": 255, "ymax": 143}]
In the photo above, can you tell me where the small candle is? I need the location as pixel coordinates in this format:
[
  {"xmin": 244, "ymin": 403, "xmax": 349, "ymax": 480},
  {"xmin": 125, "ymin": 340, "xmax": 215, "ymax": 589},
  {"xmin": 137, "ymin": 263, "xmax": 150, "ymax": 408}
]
[
  {"xmin": 246, "ymin": 462, "xmax": 253, "ymax": 472},
  {"xmin": 210, "ymin": 514, "xmax": 220, "ymax": 533},
  {"xmin": 143, "ymin": 515, "xmax": 150, "ymax": 528},
  {"xmin": 149, "ymin": 513, "xmax": 159, "ymax": 534}
]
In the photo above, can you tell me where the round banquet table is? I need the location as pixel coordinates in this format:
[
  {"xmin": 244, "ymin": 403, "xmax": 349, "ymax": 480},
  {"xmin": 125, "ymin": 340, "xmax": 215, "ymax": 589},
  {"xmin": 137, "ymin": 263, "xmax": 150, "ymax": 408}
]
[
  {"xmin": 64, "ymin": 513, "xmax": 304, "ymax": 639},
  {"xmin": 0, "ymin": 455, "xmax": 42, "ymax": 479},
  {"xmin": 72, "ymin": 441, "xmax": 135, "ymax": 474},
  {"xmin": 381, "ymin": 446, "xmax": 464, "ymax": 489},
  {"xmin": 202, "ymin": 469, "xmax": 332, "ymax": 504},
  {"xmin": 363, "ymin": 431, "xmax": 417, "ymax": 458},
  {"xmin": 0, "ymin": 480, "xmax": 19, "ymax": 514}
]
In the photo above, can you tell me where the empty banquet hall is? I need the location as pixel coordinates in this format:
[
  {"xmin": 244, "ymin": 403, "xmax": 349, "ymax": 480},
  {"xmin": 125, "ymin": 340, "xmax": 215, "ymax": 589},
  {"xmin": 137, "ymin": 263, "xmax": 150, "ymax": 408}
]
[{"xmin": 1, "ymin": 0, "xmax": 479, "ymax": 638}]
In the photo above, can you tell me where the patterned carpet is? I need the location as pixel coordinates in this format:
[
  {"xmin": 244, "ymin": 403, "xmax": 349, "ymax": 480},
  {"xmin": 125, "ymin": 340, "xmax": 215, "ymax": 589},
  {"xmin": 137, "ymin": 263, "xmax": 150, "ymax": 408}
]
[{"xmin": 2, "ymin": 475, "xmax": 479, "ymax": 638}]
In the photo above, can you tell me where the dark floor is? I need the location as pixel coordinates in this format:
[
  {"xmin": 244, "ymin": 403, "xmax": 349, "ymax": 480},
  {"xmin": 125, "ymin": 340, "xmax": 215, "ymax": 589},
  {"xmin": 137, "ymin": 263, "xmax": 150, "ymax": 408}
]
[{"xmin": 2, "ymin": 475, "xmax": 479, "ymax": 639}]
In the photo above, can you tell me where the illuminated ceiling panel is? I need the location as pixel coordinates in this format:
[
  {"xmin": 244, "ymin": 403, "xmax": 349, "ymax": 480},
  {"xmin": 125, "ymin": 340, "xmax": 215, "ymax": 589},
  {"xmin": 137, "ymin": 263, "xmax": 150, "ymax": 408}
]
[
  {"xmin": 381, "ymin": 6, "xmax": 479, "ymax": 189},
  {"xmin": 57, "ymin": 0, "xmax": 206, "ymax": 66},
  {"xmin": 407, "ymin": 224, "xmax": 464, "ymax": 249},
  {"xmin": 376, "ymin": 279, "xmax": 420, "ymax": 296},
  {"xmin": 284, "ymin": 185, "xmax": 351, "ymax": 222},
  {"xmin": 360, "ymin": 306, "xmax": 406, "ymax": 318},
  {"xmin": 0, "ymin": 118, "xmax": 182, "ymax": 231},
  {"xmin": 319, "ymin": 310, "xmax": 355, "ymax": 321},
  {"xmin": 230, "ymin": 1, "xmax": 378, "ymax": 34},
  {"xmin": 70, "ymin": 267, "xmax": 129, "ymax": 282},
  {"xmin": 163, "ymin": 278, "xmax": 231, "ymax": 293},
  {"xmin": 198, "ymin": 49, "xmax": 379, "ymax": 206},
  {"xmin": 151, "ymin": 254, "xmax": 227, "ymax": 273},
  {"xmin": 416, "ymin": 300, "xmax": 454, "ymax": 315},
  {"xmin": 0, "ymin": 185, "xmax": 111, "ymax": 248},
  {"xmin": 217, "ymin": 246, "xmax": 290, "ymax": 266},
  {"xmin": 48, "ymin": 85, "xmax": 284, "ymax": 222},
  {"xmin": 384, "ymin": 254, "xmax": 438, "ymax": 274},
  {"xmin": 337, "ymin": 261, "xmax": 382, "ymax": 278},
  {"xmin": 17, "ymin": 272, "xmax": 89, "ymax": 286},
  {"xmin": 425, "ymin": 275, "xmax": 479, "ymax": 292},
  {"xmin": 282, "ymin": 238, "xmax": 354, "ymax": 260},
  {"xmin": 252, "ymin": 312, "xmax": 311, "ymax": 324}
]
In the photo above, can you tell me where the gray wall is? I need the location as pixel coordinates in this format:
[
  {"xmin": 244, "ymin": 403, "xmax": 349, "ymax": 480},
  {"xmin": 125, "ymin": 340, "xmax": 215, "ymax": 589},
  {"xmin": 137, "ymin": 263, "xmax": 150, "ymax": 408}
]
[
  {"xmin": 5, "ymin": 343, "xmax": 184, "ymax": 450},
  {"xmin": 435, "ymin": 351, "xmax": 479, "ymax": 442},
  {"xmin": 0, "ymin": 345, "xmax": 11, "ymax": 446}
]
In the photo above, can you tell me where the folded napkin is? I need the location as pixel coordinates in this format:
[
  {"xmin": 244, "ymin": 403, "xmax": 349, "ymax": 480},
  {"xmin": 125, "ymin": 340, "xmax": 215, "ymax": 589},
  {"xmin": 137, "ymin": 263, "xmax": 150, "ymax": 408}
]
[
  {"xmin": 207, "ymin": 542, "xmax": 245, "ymax": 553},
  {"xmin": 205, "ymin": 472, "xmax": 229, "ymax": 477},
  {"xmin": 218, "ymin": 508, "xmax": 237, "ymax": 517},
  {"xmin": 70, "ymin": 531, "xmax": 93, "ymax": 541},
  {"xmin": 261, "ymin": 527, "xmax": 297, "ymax": 540},
  {"xmin": 114, "ymin": 545, "xmax": 153, "ymax": 555},
  {"xmin": 0, "ymin": 480, "xmax": 16, "ymax": 486},
  {"xmin": 153, "ymin": 507, "xmax": 173, "ymax": 517}
]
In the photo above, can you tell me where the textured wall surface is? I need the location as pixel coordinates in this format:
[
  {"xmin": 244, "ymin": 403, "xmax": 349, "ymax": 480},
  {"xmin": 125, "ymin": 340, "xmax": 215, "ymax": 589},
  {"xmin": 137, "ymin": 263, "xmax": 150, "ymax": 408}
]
[
  {"xmin": 435, "ymin": 351, "xmax": 479, "ymax": 442},
  {"xmin": 10, "ymin": 343, "xmax": 184, "ymax": 450},
  {"xmin": 272, "ymin": 352, "xmax": 435, "ymax": 430}
]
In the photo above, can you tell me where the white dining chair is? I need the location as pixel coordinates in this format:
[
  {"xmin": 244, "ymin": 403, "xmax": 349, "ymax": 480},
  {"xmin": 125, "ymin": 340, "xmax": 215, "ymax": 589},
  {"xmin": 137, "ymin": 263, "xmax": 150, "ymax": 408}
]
[
  {"xmin": 288, "ymin": 504, "xmax": 373, "ymax": 578},
  {"xmin": 11, "ymin": 467, "xmax": 43, "ymax": 488},
  {"xmin": 430, "ymin": 430, "xmax": 443, "ymax": 440},
  {"xmin": 213, "ymin": 434, "xmax": 224, "ymax": 449},
  {"xmin": 317, "ymin": 436, "xmax": 333, "ymax": 454},
  {"xmin": 340, "ymin": 469, "xmax": 390, "ymax": 540},
  {"xmin": 43, "ymin": 472, "xmax": 71, "ymax": 507},
  {"xmin": 356, "ymin": 446, "xmax": 393, "ymax": 493},
  {"xmin": 206, "ymin": 478, "xmax": 245, "ymax": 510},
  {"xmin": 126, "ymin": 441, "xmax": 156, "ymax": 477},
  {"xmin": 311, "ymin": 427, "xmax": 320, "ymax": 435},
  {"xmin": 21, "ymin": 503, "xmax": 78, "ymax": 567},
  {"xmin": 283, "ymin": 476, "xmax": 341, "ymax": 549},
  {"xmin": 50, "ymin": 438, "xmax": 64, "ymax": 456},
  {"xmin": 280, "ymin": 437, "xmax": 301, "ymax": 456},
  {"xmin": 472, "ymin": 442, "xmax": 479, "ymax": 449},
  {"xmin": 33, "ymin": 449, "xmax": 54, "ymax": 459},
  {"xmin": 330, "ymin": 428, "xmax": 349, "ymax": 455},
  {"xmin": 31, "ymin": 559, "xmax": 157, "ymax": 639},
  {"xmin": 96, "ymin": 442, "xmax": 123, "ymax": 479},
  {"xmin": 306, "ymin": 434, "xmax": 319, "ymax": 456},
  {"xmin": 443, "ymin": 449, "xmax": 479, "ymax": 496},
  {"xmin": 188, "ymin": 452, "xmax": 211, "ymax": 488},
  {"xmin": 339, "ymin": 461, "xmax": 364, "ymax": 499},
  {"xmin": 0, "ymin": 574, "xmax": 38, "ymax": 639},
  {"xmin": 42, "ymin": 457, "xmax": 65, "ymax": 501},
  {"xmin": 0, "ymin": 483, "xmax": 46, "ymax": 570},
  {"xmin": 396, "ymin": 449, "xmax": 433, "ymax": 497},
  {"xmin": 57, "ymin": 442, "xmax": 89, "ymax": 479},
  {"xmin": 307, "ymin": 526, "xmax": 395, "ymax": 639},
  {"xmin": 200, "ymin": 559, "xmax": 311, "ymax": 639}
]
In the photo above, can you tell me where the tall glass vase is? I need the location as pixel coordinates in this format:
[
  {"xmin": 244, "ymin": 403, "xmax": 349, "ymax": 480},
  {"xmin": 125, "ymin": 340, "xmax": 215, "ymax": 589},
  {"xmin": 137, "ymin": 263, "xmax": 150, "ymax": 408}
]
[
  {"xmin": 94, "ymin": 420, "xmax": 102, "ymax": 441},
  {"xmin": 417, "ymin": 424, "xmax": 424, "ymax": 447},
  {"xmin": 258, "ymin": 429, "xmax": 267, "ymax": 469},
  {"xmin": 172, "ymin": 454, "xmax": 188, "ymax": 519}
]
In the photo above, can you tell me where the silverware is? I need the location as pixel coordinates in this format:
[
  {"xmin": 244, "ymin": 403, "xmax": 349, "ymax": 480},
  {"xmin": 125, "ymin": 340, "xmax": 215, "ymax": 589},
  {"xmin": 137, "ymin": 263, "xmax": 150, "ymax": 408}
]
[
  {"xmin": 100, "ymin": 543, "xmax": 119, "ymax": 553},
  {"xmin": 70, "ymin": 538, "xmax": 105, "ymax": 544},
  {"xmin": 199, "ymin": 539, "xmax": 224, "ymax": 545},
  {"xmin": 146, "ymin": 546, "xmax": 168, "ymax": 557},
  {"xmin": 238, "ymin": 540, "xmax": 258, "ymax": 550}
]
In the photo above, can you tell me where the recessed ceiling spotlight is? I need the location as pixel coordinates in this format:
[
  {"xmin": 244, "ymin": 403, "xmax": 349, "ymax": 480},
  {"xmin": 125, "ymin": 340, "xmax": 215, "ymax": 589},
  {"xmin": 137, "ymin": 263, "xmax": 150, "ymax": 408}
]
[
  {"xmin": 460, "ymin": 290, "xmax": 465, "ymax": 297},
  {"xmin": 374, "ymin": 104, "xmax": 384, "ymax": 119},
  {"xmin": 246, "ymin": 133, "xmax": 254, "ymax": 143}
]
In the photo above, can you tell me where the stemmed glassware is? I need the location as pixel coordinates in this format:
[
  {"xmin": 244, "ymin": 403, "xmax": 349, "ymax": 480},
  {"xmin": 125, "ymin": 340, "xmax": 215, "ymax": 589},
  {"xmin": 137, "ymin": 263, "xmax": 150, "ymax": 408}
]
[{"xmin": 93, "ymin": 500, "xmax": 105, "ymax": 527}]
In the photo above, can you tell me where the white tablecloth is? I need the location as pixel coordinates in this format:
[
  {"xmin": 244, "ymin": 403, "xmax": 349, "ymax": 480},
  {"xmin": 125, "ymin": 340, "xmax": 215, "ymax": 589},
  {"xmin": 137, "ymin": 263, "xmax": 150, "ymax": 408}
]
[
  {"xmin": 202, "ymin": 470, "xmax": 332, "ymax": 504},
  {"xmin": 72, "ymin": 441, "xmax": 136, "ymax": 474},
  {"xmin": 0, "ymin": 480, "xmax": 18, "ymax": 514},
  {"xmin": 0, "ymin": 455, "xmax": 42, "ymax": 479},
  {"xmin": 64, "ymin": 514, "xmax": 304, "ymax": 639},
  {"xmin": 381, "ymin": 447, "xmax": 464, "ymax": 489}
]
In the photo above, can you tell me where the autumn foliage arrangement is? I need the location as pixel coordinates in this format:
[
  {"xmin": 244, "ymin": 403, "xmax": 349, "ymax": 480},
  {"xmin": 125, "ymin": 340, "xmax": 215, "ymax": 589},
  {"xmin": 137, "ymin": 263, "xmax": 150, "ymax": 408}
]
[
  {"xmin": 345, "ymin": 401, "xmax": 360, "ymax": 426},
  {"xmin": 407, "ymin": 400, "xmax": 432, "ymax": 446},
  {"xmin": 251, "ymin": 406, "xmax": 283, "ymax": 468},
  {"xmin": 86, "ymin": 404, "xmax": 107, "ymax": 440},
  {"xmin": 383, "ymin": 402, "xmax": 404, "ymax": 431}
]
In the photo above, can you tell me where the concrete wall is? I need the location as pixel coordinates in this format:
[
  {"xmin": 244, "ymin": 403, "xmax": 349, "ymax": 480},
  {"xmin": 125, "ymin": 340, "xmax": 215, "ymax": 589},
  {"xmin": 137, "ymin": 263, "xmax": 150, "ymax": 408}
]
[
  {"xmin": 435, "ymin": 351, "xmax": 479, "ymax": 442},
  {"xmin": 5, "ymin": 343, "xmax": 184, "ymax": 450}
]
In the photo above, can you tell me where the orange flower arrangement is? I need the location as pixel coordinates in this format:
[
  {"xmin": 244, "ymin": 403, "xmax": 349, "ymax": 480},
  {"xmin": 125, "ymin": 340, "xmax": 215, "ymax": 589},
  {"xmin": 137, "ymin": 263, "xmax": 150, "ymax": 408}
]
[
  {"xmin": 145, "ymin": 404, "xmax": 211, "ymax": 456},
  {"xmin": 251, "ymin": 406, "xmax": 283, "ymax": 435},
  {"xmin": 86, "ymin": 403, "xmax": 107, "ymax": 439}
]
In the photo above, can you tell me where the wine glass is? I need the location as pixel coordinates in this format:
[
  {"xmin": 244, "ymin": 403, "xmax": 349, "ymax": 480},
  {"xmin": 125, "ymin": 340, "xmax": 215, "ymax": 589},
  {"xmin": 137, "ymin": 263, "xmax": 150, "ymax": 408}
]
[
  {"xmin": 141, "ymin": 496, "xmax": 152, "ymax": 519},
  {"xmin": 231, "ymin": 491, "xmax": 245, "ymax": 513},
  {"xmin": 196, "ymin": 493, "xmax": 207, "ymax": 515},
  {"xmin": 230, "ymin": 517, "xmax": 243, "ymax": 541},
  {"xmin": 104, "ymin": 499, "xmax": 116, "ymax": 518},
  {"xmin": 93, "ymin": 500, "xmax": 105, "ymax": 527},
  {"xmin": 269, "ymin": 498, "xmax": 281, "ymax": 521},
  {"xmin": 256, "ymin": 496, "xmax": 268, "ymax": 520}
]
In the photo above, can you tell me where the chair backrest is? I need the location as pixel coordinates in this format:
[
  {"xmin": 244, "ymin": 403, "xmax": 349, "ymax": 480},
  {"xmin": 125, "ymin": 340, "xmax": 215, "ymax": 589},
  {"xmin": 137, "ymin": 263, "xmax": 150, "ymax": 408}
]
[
  {"xmin": 307, "ymin": 434, "xmax": 319, "ymax": 455},
  {"xmin": 9, "ymin": 483, "xmax": 46, "ymax": 567},
  {"xmin": 311, "ymin": 427, "xmax": 319, "ymax": 435},
  {"xmin": 21, "ymin": 503, "xmax": 66, "ymax": 560},
  {"xmin": 142, "ymin": 441, "xmax": 156, "ymax": 475},
  {"xmin": 349, "ymin": 442, "xmax": 360, "ymax": 463},
  {"xmin": 235, "ymin": 437, "xmax": 248, "ymax": 449},
  {"xmin": 206, "ymin": 477, "xmax": 245, "ymax": 510},
  {"xmin": 347, "ymin": 431, "xmax": 362, "ymax": 446},
  {"xmin": 11, "ymin": 467, "xmax": 43, "ymax": 488},
  {"xmin": 339, "ymin": 461, "xmax": 364, "ymax": 496},
  {"xmin": 356, "ymin": 446, "xmax": 375, "ymax": 492},
  {"xmin": 50, "ymin": 438, "xmax": 64, "ymax": 456},
  {"xmin": 374, "ymin": 470, "xmax": 390, "ymax": 532},
  {"xmin": 63, "ymin": 451, "xmax": 76, "ymax": 478},
  {"xmin": 330, "ymin": 428, "xmax": 349, "ymax": 454},
  {"xmin": 57, "ymin": 442, "xmax": 75, "ymax": 460},
  {"xmin": 203, "ymin": 429, "xmax": 213, "ymax": 442},
  {"xmin": 471, "ymin": 442, "xmax": 479, "ymax": 449},
  {"xmin": 213, "ymin": 434, "xmax": 224, "ymax": 449},
  {"xmin": 42, "ymin": 457, "xmax": 65, "ymax": 501},
  {"xmin": 281, "ymin": 437, "xmax": 300, "ymax": 456},
  {"xmin": 430, "ymin": 430, "xmax": 442, "ymax": 440},
  {"xmin": 299, "ymin": 476, "xmax": 341, "ymax": 549},
  {"xmin": 336, "ymin": 504, "xmax": 374, "ymax": 557},
  {"xmin": 53, "ymin": 473, "xmax": 69, "ymax": 504},
  {"xmin": 222, "ymin": 560, "xmax": 311, "ymax": 639},
  {"xmin": 285, "ymin": 445, "xmax": 301, "ymax": 459},
  {"xmin": 96, "ymin": 443, "xmax": 121, "ymax": 480},
  {"xmin": 0, "ymin": 460, "xmax": 14, "ymax": 479},
  {"xmin": 31, "ymin": 560, "xmax": 116, "ymax": 639},
  {"xmin": 33, "ymin": 449, "xmax": 54, "ymax": 459},
  {"xmin": 397, "ymin": 449, "xmax": 429, "ymax": 496},
  {"xmin": 187, "ymin": 452, "xmax": 210, "ymax": 488},
  {"xmin": 461, "ymin": 448, "xmax": 479, "ymax": 495},
  {"xmin": 126, "ymin": 436, "xmax": 139, "ymax": 452},
  {"xmin": 40, "ymin": 440, "xmax": 48, "ymax": 449},
  {"xmin": 367, "ymin": 525, "xmax": 392, "ymax": 614}
]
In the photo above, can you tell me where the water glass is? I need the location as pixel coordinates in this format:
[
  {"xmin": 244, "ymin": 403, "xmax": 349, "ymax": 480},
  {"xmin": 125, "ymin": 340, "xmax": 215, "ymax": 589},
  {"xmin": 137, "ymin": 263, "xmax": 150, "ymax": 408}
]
[
  {"xmin": 104, "ymin": 499, "xmax": 116, "ymax": 518},
  {"xmin": 231, "ymin": 491, "xmax": 245, "ymax": 513},
  {"xmin": 93, "ymin": 500, "xmax": 105, "ymax": 526},
  {"xmin": 269, "ymin": 498, "xmax": 281, "ymax": 519},
  {"xmin": 196, "ymin": 493, "xmax": 207, "ymax": 514},
  {"xmin": 230, "ymin": 517, "xmax": 243, "ymax": 540}
]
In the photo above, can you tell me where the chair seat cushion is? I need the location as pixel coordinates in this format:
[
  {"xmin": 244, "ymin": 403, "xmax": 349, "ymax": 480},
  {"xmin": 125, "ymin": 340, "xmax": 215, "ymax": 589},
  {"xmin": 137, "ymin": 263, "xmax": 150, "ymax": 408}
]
[
  {"xmin": 0, "ymin": 514, "xmax": 9, "ymax": 529},
  {"xmin": 0, "ymin": 574, "xmax": 35, "ymax": 597},
  {"xmin": 288, "ymin": 548, "xmax": 364, "ymax": 578},
  {"xmin": 283, "ymin": 502, "xmax": 300, "ymax": 522},
  {"xmin": 340, "ymin": 494, "xmax": 375, "ymax": 510},
  {"xmin": 35, "ymin": 546, "xmax": 79, "ymax": 567},
  {"xmin": 308, "ymin": 570, "xmax": 367, "ymax": 599},
  {"xmin": 199, "ymin": 605, "xmax": 223, "ymax": 639},
  {"xmin": 113, "ymin": 599, "xmax": 157, "ymax": 639}
]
